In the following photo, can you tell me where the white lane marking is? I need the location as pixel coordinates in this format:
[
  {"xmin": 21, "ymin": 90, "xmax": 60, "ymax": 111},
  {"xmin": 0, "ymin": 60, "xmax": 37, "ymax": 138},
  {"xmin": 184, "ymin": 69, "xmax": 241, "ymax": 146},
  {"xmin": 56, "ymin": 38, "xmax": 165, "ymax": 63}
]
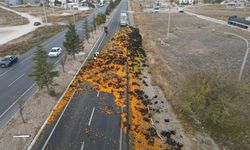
[
  {"xmin": 119, "ymin": 107, "xmax": 123, "ymax": 150},
  {"xmin": 19, "ymin": 55, "xmax": 33, "ymax": 65},
  {"xmin": 80, "ymin": 141, "xmax": 85, "ymax": 150},
  {"xmin": 54, "ymin": 54, "xmax": 65, "ymax": 65},
  {"xmin": 88, "ymin": 107, "xmax": 95, "ymax": 126},
  {"xmin": 13, "ymin": 135, "xmax": 30, "ymax": 138},
  {"xmin": 0, "ymin": 83, "xmax": 36, "ymax": 120},
  {"xmin": 41, "ymin": 91, "xmax": 76, "ymax": 150},
  {"xmin": 0, "ymin": 55, "xmax": 32, "ymax": 78},
  {"xmin": 8, "ymin": 74, "xmax": 25, "ymax": 87},
  {"xmin": 0, "ymin": 67, "xmax": 15, "ymax": 78},
  {"xmin": 97, "ymin": 91, "xmax": 100, "ymax": 97},
  {"xmin": 95, "ymin": 35, "xmax": 106, "ymax": 52}
]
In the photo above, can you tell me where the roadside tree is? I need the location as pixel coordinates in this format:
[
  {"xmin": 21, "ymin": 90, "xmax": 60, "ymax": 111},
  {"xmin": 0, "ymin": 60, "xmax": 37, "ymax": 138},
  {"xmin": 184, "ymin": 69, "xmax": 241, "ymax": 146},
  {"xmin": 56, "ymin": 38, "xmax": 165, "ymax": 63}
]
[
  {"xmin": 83, "ymin": 19, "xmax": 90, "ymax": 43},
  {"xmin": 63, "ymin": 23, "xmax": 80, "ymax": 60},
  {"xmin": 93, "ymin": 15, "xmax": 97, "ymax": 32},
  {"xmin": 28, "ymin": 46, "xmax": 58, "ymax": 95}
]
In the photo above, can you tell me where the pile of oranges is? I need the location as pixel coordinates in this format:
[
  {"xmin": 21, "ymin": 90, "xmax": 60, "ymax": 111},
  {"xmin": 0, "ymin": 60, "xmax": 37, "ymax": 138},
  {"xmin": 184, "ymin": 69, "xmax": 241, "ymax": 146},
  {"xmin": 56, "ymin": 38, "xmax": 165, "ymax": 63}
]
[{"xmin": 48, "ymin": 26, "xmax": 164, "ymax": 149}]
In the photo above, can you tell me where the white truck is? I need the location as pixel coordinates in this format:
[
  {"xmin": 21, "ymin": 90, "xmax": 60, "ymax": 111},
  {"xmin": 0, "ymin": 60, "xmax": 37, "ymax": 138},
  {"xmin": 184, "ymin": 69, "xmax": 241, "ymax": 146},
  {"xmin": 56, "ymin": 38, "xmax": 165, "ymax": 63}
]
[{"xmin": 120, "ymin": 13, "xmax": 128, "ymax": 26}]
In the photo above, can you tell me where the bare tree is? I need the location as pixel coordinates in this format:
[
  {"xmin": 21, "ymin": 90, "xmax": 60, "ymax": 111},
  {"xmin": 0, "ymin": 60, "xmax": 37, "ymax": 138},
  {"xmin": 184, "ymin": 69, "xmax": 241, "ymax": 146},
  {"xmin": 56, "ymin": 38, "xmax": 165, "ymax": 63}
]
[
  {"xmin": 18, "ymin": 101, "xmax": 26, "ymax": 123},
  {"xmin": 60, "ymin": 54, "xmax": 68, "ymax": 72}
]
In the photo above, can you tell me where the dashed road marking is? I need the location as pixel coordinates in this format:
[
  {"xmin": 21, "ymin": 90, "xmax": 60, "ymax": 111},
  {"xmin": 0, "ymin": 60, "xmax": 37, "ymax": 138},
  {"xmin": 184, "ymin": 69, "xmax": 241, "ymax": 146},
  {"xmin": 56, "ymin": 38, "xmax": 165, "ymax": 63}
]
[{"xmin": 88, "ymin": 107, "xmax": 95, "ymax": 126}]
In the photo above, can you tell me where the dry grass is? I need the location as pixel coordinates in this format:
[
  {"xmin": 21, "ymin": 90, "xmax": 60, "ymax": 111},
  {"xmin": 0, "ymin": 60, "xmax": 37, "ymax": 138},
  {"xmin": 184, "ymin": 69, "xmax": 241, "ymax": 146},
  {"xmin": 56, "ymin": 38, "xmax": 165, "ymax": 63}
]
[
  {"xmin": 0, "ymin": 7, "xmax": 29, "ymax": 26},
  {"xmin": 12, "ymin": 6, "xmax": 91, "ymax": 23},
  {"xmin": 12, "ymin": 6, "xmax": 66, "ymax": 16},
  {"xmin": 132, "ymin": 1, "xmax": 250, "ymax": 149},
  {"xmin": 47, "ymin": 11, "xmax": 91, "ymax": 24},
  {"xmin": 0, "ymin": 25, "xmax": 65, "ymax": 57},
  {"xmin": 188, "ymin": 4, "xmax": 250, "ymax": 21}
]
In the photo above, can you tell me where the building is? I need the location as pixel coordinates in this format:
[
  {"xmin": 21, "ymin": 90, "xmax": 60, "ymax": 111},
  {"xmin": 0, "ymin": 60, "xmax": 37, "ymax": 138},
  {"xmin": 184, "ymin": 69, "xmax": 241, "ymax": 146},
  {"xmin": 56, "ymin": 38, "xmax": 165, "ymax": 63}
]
[
  {"xmin": 5, "ymin": 0, "xmax": 22, "ymax": 5},
  {"xmin": 179, "ymin": 0, "xmax": 193, "ymax": 4},
  {"xmin": 223, "ymin": 0, "xmax": 248, "ymax": 8}
]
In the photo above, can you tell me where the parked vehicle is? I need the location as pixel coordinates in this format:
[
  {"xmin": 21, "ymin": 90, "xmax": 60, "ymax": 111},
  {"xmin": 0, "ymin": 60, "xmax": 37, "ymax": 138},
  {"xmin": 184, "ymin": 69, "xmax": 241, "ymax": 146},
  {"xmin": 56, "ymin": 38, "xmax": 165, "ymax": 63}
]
[
  {"xmin": 228, "ymin": 16, "xmax": 250, "ymax": 29},
  {"xmin": 178, "ymin": 7, "xmax": 184, "ymax": 13},
  {"xmin": 0, "ymin": 55, "xmax": 18, "ymax": 68},
  {"xmin": 48, "ymin": 47, "xmax": 62, "ymax": 57},
  {"xmin": 120, "ymin": 13, "xmax": 128, "ymax": 26},
  {"xmin": 34, "ymin": 22, "xmax": 41, "ymax": 26},
  {"xmin": 153, "ymin": 7, "xmax": 160, "ymax": 13}
]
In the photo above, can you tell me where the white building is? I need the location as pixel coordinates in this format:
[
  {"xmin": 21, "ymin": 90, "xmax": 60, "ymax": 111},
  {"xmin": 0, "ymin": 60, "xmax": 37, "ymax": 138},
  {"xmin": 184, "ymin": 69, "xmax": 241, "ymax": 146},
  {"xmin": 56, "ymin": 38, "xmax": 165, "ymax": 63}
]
[{"xmin": 179, "ymin": 0, "xmax": 193, "ymax": 4}]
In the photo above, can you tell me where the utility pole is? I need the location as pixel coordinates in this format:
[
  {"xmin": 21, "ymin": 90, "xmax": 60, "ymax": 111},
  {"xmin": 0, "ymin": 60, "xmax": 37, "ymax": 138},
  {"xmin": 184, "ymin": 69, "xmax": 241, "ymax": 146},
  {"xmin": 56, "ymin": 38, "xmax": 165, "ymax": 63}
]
[
  {"xmin": 43, "ymin": 2, "xmax": 48, "ymax": 23},
  {"xmin": 167, "ymin": 6, "xmax": 171, "ymax": 39}
]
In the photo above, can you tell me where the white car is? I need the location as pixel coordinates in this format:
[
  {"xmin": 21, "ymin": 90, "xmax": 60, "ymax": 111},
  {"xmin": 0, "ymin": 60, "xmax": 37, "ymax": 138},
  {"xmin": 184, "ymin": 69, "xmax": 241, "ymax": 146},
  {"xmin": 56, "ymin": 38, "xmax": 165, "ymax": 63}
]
[
  {"xmin": 48, "ymin": 47, "xmax": 62, "ymax": 57},
  {"xmin": 153, "ymin": 7, "xmax": 160, "ymax": 13}
]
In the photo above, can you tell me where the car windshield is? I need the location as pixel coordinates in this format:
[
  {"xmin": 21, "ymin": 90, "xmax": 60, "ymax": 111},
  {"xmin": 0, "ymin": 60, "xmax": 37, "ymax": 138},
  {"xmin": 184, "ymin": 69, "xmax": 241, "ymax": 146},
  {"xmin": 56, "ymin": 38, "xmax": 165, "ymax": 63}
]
[
  {"xmin": 51, "ymin": 49, "xmax": 58, "ymax": 52},
  {"xmin": 2, "ymin": 56, "xmax": 11, "ymax": 61},
  {"xmin": 154, "ymin": 8, "xmax": 159, "ymax": 10}
]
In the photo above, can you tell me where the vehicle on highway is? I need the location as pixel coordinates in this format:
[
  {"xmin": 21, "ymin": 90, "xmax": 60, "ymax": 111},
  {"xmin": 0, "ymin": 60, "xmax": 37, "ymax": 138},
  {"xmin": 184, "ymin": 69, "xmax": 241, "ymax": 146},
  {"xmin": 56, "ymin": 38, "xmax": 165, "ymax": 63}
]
[
  {"xmin": 104, "ymin": 26, "xmax": 108, "ymax": 35},
  {"xmin": 178, "ymin": 7, "xmax": 184, "ymax": 13},
  {"xmin": 48, "ymin": 47, "xmax": 62, "ymax": 57},
  {"xmin": 228, "ymin": 16, "xmax": 250, "ymax": 29},
  {"xmin": 0, "ymin": 55, "xmax": 18, "ymax": 68},
  {"xmin": 153, "ymin": 7, "xmax": 160, "ymax": 13},
  {"xmin": 120, "ymin": 13, "xmax": 128, "ymax": 26},
  {"xmin": 34, "ymin": 22, "xmax": 41, "ymax": 26}
]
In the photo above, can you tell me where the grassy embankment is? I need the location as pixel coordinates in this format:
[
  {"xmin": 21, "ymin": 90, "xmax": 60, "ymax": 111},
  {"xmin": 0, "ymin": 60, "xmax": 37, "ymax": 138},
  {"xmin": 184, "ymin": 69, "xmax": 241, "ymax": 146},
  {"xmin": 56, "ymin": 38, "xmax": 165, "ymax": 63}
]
[
  {"xmin": 0, "ymin": 25, "xmax": 65, "ymax": 57},
  {"xmin": 0, "ymin": 7, "xmax": 29, "ymax": 26},
  {"xmin": 177, "ymin": 72, "xmax": 250, "ymax": 149}
]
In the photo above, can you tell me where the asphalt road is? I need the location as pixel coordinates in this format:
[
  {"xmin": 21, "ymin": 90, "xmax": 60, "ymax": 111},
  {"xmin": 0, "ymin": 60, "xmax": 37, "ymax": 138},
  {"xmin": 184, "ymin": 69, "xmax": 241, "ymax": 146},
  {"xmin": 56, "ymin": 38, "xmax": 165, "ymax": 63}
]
[
  {"xmin": 0, "ymin": 4, "xmax": 110, "ymax": 127},
  {"xmin": 44, "ymin": 92, "xmax": 121, "ymax": 150},
  {"xmin": 30, "ymin": 0, "xmax": 128, "ymax": 149}
]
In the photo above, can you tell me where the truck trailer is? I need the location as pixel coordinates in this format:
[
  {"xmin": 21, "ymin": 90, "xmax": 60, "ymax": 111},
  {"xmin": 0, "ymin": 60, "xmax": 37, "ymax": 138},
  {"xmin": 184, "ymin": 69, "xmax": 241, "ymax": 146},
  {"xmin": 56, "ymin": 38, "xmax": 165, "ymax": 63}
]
[
  {"xmin": 228, "ymin": 16, "xmax": 250, "ymax": 29},
  {"xmin": 120, "ymin": 13, "xmax": 128, "ymax": 26}
]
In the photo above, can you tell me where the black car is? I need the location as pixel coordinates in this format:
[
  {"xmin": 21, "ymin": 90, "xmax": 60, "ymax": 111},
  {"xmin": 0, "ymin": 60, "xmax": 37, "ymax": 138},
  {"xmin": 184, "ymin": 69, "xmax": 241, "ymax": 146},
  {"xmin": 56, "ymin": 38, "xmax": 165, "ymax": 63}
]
[
  {"xmin": 0, "ymin": 55, "xmax": 18, "ymax": 68},
  {"xmin": 34, "ymin": 22, "xmax": 41, "ymax": 26}
]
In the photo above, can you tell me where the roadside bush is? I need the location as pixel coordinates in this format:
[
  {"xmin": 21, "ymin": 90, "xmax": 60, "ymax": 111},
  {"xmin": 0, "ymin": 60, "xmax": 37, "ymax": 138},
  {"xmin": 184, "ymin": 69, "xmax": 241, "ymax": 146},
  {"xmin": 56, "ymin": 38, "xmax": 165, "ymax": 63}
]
[
  {"xmin": 178, "ymin": 71, "xmax": 250, "ymax": 149},
  {"xmin": 49, "ymin": 89, "xmax": 57, "ymax": 97},
  {"xmin": 106, "ymin": 0, "xmax": 121, "ymax": 15},
  {"xmin": 95, "ymin": 13, "xmax": 106, "ymax": 26}
]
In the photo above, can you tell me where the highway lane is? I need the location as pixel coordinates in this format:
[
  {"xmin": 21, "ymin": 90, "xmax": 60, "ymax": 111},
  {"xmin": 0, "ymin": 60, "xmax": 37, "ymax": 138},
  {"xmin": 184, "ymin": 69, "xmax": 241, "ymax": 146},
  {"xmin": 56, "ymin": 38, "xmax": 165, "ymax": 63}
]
[
  {"xmin": 44, "ymin": 92, "xmax": 120, "ymax": 150},
  {"xmin": 31, "ymin": 0, "xmax": 128, "ymax": 149},
  {"xmin": 0, "ymin": 6, "xmax": 108, "ymax": 127}
]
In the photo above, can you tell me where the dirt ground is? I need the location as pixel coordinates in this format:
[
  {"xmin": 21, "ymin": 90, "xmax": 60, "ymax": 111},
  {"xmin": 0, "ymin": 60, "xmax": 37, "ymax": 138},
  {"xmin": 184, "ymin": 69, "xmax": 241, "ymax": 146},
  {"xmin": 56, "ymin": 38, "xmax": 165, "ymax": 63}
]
[
  {"xmin": 138, "ymin": 12, "xmax": 250, "ymax": 82},
  {"xmin": 131, "ymin": 1, "xmax": 250, "ymax": 149},
  {"xmin": 0, "ymin": 7, "xmax": 29, "ymax": 26},
  {"xmin": 0, "ymin": 25, "xmax": 65, "ymax": 57},
  {"xmin": 12, "ymin": 6, "xmax": 92, "ymax": 24},
  {"xmin": 188, "ymin": 4, "xmax": 250, "ymax": 21}
]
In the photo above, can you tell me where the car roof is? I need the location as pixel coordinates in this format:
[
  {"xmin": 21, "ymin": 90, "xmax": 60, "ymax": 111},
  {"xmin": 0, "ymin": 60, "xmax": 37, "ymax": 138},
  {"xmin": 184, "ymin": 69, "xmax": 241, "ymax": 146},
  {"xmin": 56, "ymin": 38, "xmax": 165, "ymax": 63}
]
[
  {"xmin": 4, "ymin": 55, "xmax": 14, "ymax": 58},
  {"xmin": 51, "ymin": 47, "xmax": 61, "ymax": 49}
]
